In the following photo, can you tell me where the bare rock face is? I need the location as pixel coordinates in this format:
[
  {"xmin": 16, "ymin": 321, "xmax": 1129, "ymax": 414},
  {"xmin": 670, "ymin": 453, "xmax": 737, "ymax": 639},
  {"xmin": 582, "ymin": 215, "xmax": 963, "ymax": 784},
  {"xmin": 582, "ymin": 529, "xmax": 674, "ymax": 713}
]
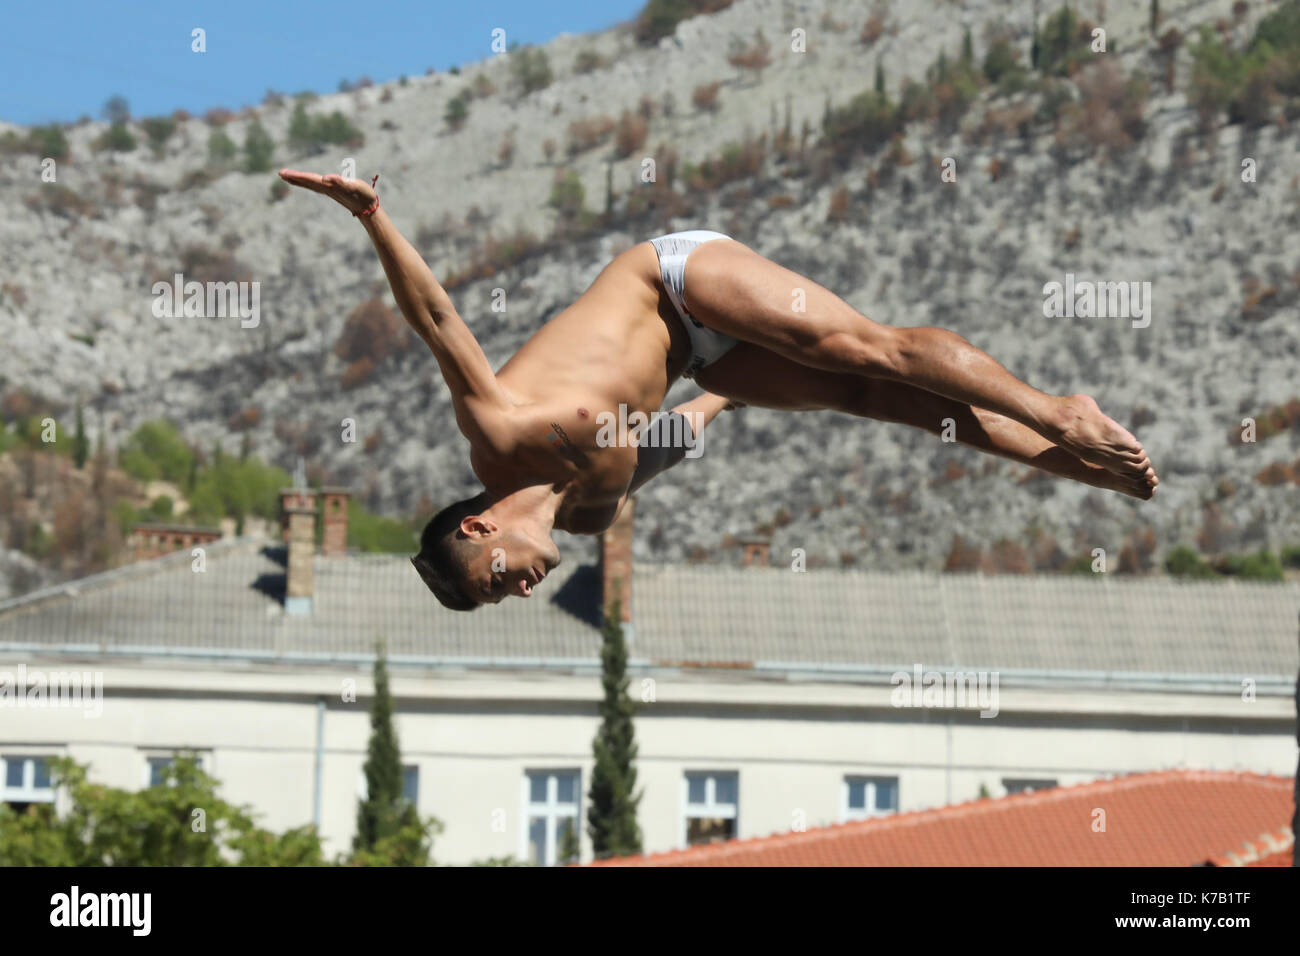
[{"xmin": 3, "ymin": 0, "xmax": 1297, "ymax": 571}]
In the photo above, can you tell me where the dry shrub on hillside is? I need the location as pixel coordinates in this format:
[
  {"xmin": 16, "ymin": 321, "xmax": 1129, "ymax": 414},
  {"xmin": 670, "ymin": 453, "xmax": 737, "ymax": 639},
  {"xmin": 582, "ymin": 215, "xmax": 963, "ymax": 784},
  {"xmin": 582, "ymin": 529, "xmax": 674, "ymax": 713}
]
[
  {"xmin": 226, "ymin": 407, "xmax": 261, "ymax": 432},
  {"xmin": 614, "ymin": 111, "xmax": 649, "ymax": 158},
  {"xmin": 692, "ymin": 82, "xmax": 722, "ymax": 112},
  {"xmin": 727, "ymin": 30, "xmax": 773, "ymax": 79},
  {"xmin": 340, "ymin": 357, "xmax": 375, "ymax": 391},
  {"xmin": 1058, "ymin": 60, "xmax": 1149, "ymax": 158},
  {"xmin": 944, "ymin": 534, "xmax": 982, "ymax": 572},
  {"xmin": 566, "ymin": 115, "xmax": 615, "ymax": 156},
  {"xmin": 23, "ymin": 185, "xmax": 98, "ymax": 220},
  {"xmin": 860, "ymin": 13, "xmax": 885, "ymax": 46},
  {"xmin": 334, "ymin": 297, "xmax": 408, "ymax": 365},
  {"xmin": 176, "ymin": 244, "xmax": 252, "ymax": 285}
]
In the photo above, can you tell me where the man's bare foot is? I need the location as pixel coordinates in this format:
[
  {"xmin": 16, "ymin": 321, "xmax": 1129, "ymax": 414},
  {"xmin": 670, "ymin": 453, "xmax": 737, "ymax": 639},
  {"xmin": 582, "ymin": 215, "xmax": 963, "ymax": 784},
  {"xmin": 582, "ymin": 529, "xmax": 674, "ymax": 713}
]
[
  {"xmin": 1052, "ymin": 394, "xmax": 1157, "ymax": 487},
  {"xmin": 1083, "ymin": 460, "xmax": 1160, "ymax": 499}
]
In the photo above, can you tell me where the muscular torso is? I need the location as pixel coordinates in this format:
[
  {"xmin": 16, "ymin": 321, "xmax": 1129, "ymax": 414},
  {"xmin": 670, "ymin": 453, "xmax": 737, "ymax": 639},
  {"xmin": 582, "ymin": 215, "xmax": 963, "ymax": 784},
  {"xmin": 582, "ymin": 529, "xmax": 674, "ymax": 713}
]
[{"xmin": 466, "ymin": 241, "xmax": 692, "ymax": 532}]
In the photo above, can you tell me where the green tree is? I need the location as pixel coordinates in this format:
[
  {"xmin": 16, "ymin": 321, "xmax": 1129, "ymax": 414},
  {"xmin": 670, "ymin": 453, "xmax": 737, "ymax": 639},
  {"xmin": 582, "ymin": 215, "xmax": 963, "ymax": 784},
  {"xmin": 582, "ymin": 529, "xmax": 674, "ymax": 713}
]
[
  {"xmin": 288, "ymin": 102, "xmax": 314, "ymax": 151},
  {"xmin": 33, "ymin": 125, "xmax": 69, "ymax": 161},
  {"xmin": 0, "ymin": 755, "xmax": 326, "ymax": 866},
  {"xmin": 445, "ymin": 95, "xmax": 469, "ymax": 130},
  {"xmin": 140, "ymin": 116, "xmax": 176, "ymax": 155},
  {"xmin": 72, "ymin": 401, "xmax": 88, "ymax": 469},
  {"xmin": 102, "ymin": 94, "xmax": 130, "ymax": 125},
  {"xmin": 586, "ymin": 600, "xmax": 643, "ymax": 860},
  {"xmin": 101, "ymin": 122, "xmax": 137, "ymax": 152},
  {"xmin": 243, "ymin": 119, "xmax": 274, "ymax": 173},
  {"xmin": 548, "ymin": 169, "xmax": 587, "ymax": 222},
  {"xmin": 1164, "ymin": 544, "xmax": 1217, "ymax": 579},
  {"xmin": 510, "ymin": 45, "xmax": 554, "ymax": 94},
  {"xmin": 118, "ymin": 420, "xmax": 194, "ymax": 484},
  {"xmin": 208, "ymin": 128, "xmax": 237, "ymax": 162},
  {"xmin": 351, "ymin": 643, "xmax": 440, "ymax": 865},
  {"xmin": 874, "ymin": 59, "xmax": 886, "ymax": 95}
]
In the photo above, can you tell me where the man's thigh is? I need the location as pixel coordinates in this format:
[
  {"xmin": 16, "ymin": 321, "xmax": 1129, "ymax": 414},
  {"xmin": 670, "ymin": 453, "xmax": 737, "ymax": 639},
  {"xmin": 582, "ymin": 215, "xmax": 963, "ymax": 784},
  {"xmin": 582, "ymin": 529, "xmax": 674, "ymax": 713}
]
[
  {"xmin": 693, "ymin": 342, "xmax": 862, "ymax": 411},
  {"xmin": 682, "ymin": 239, "xmax": 898, "ymax": 374}
]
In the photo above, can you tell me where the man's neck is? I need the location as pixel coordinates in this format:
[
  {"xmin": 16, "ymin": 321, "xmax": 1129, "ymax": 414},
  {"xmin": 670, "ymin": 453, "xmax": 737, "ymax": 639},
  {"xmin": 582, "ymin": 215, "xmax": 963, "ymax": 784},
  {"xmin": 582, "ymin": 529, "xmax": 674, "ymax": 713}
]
[{"xmin": 484, "ymin": 481, "xmax": 566, "ymax": 531}]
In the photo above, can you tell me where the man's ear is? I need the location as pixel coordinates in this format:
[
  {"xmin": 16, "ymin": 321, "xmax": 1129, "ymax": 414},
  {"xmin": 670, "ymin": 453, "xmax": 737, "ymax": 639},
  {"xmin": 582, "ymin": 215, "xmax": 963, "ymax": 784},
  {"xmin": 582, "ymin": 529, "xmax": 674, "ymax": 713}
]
[{"xmin": 460, "ymin": 514, "xmax": 498, "ymax": 538}]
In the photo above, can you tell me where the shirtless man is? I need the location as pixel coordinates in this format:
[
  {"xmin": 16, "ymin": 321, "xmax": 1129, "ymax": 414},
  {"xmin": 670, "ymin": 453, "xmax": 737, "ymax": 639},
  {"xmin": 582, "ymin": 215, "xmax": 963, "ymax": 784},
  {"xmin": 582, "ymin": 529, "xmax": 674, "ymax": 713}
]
[{"xmin": 279, "ymin": 169, "xmax": 1158, "ymax": 610}]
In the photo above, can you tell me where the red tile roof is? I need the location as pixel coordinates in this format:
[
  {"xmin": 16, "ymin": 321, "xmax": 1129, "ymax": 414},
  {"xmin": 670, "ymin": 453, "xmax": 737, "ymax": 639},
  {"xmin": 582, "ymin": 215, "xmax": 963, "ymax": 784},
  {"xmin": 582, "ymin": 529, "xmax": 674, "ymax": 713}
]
[
  {"xmin": 592, "ymin": 770, "xmax": 1294, "ymax": 867},
  {"xmin": 1210, "ymin": 827, "xmax": 1294, "ymax": 867}
]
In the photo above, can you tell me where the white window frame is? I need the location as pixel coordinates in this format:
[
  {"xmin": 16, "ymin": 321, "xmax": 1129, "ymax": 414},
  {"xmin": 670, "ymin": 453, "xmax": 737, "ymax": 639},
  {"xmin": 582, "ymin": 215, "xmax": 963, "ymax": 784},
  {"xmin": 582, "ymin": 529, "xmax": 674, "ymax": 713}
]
[
  {"xmin": 519, "ymin": 769, "xmax": 581, "ymax": 867},
  {"xmin": 1002, "ymin": 777, "xmax": 1058, "ymax": 796},
  {"xmin": 680, "ymin": 771, "xmax": 739, "ymax": 848},
  {"xmin": 141, "ymin": 750, "xmax": 211, "ymax": 788},
  {"xmin": 1, "ymin": 753, "xmax": 56, "ymax": 806},
  {"xmin": 842, "ymin": 775, "xmax": 899, "ymax": 821}
]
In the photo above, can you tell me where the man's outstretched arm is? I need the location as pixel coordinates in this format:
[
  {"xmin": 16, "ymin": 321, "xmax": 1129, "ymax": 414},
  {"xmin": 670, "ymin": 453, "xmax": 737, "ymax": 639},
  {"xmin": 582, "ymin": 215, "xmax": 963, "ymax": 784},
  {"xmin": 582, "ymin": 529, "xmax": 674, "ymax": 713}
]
[{"xmin": 279, "ymin": 170, "xmax": 514, "ymax": 445}]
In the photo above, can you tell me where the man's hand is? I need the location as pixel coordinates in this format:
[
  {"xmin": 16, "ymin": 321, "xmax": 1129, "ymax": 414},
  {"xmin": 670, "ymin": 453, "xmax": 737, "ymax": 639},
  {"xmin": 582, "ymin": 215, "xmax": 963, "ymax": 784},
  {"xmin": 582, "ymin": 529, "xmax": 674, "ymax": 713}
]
[{"xmin": 278, "ymin": 169, "xmax": 377, "ymax": 216}]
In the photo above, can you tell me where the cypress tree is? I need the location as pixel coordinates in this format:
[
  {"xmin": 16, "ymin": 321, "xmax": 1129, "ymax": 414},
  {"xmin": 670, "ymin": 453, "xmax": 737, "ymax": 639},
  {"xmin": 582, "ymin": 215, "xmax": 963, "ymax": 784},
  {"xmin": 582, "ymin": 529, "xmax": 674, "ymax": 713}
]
[
  {"xmin": 961, "ymin": 28, "xmax": 974, "ymax": 66},
  {"xmin": 874, "ymin": 59, "xmax": 886, "ymax": 96},
  {"xmin": 72, "ymin": 401, "xmax": 88, "ymax": 469},
  {"xmin": 353, "ymin": 642, "xmax": 406, "ymax": 853},
  {"xmin": 586, "ymin": 599, "xmax": 643, "ymax": 859}
]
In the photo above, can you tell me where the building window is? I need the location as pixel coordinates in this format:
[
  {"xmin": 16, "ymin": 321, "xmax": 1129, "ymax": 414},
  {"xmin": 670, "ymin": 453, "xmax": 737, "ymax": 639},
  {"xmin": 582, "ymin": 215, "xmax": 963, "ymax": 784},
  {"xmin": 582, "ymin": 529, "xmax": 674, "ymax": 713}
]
[
  {"xmin": 1003, "ymin": 778, "xmax": 1058, "ymax": 796},
  {"xmin": 523, "ymin": 770, "xmax": 580, "ymax": 867},
  {"xmin": 144, "ymin": 752, "xmax": 209, "ymax": 788},
  {"xmin": 402, "ymin": 765, "xmax": 419, "ymax": 806},
  {"xmin": 844, "ymin": 776, "xmax": 899, "ymax": 820},
  {"xmin": 1, "ymin": 755, "xmax": 55, "ymax": 813},
  {"xmin": 683, "ymin": 771, "xmax": 738, "ymax": 846}
]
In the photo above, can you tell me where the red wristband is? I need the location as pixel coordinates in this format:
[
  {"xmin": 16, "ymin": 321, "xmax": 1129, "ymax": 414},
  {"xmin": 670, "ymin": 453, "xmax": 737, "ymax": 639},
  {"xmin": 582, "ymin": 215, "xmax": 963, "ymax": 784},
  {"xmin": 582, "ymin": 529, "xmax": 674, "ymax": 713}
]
[{"xmin": 353, "ymin": 175, "xmax": 380, "ymax": 218}]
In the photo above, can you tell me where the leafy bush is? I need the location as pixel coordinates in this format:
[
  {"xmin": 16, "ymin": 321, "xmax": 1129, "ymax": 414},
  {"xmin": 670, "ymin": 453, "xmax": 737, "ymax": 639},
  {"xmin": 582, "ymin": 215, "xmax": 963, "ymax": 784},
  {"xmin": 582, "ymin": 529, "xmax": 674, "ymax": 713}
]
[
  {"xmin": 634, "ymin": 0, "xmax": 734, "ymax": 46},
  {"xmin": 1190, "ymin": 3, "xmax": 1300, "ymax": 126},
  {"xmin": 0, "ymin": 756, "xmax": 326, "ymax": 866},
  {"xmin": 824, "ymin": 91, "xmax": 900, "ymax": 156},
  {"xmin": 288, "ymin": 103, "xmax": 364, "ymax": 153},
  {"xmin": 348, "ymin": 500, "xmax": 417, "ymax": 552},
  {"xmin": 445, "ymin": 95, "xmax": 469, "ymax": 131},
  {"xmin": 243, "ymin": 119, "xmax": 274, "ymax": 173},
  {"xmin": 98, "ymin": 121, "xmax": 136, "ymax": 152},
  {"xmin": 1164, "ymin": 544, "xmax": 1217, "ymax": 578},
  {"xmin": 118, "ymin": 420, "xmax": 194, "ymax": 485},
  {"xmin": 548, "ymin": 169, "xmax": 587, "ymax": 221},
  {"xmin": 32, "ymin": 125, "xmax": 69, "ymax": 161},
  {"xmin": 140, "ymin": 116, "xmax": 176, "ymax": 154},
  {"xmin": 208, "ymin": 128, "xmax": 237, "ymax": 162},
  {"xmin": 509, "ymin": 46, "xmax": 553, "ymax": 94}
]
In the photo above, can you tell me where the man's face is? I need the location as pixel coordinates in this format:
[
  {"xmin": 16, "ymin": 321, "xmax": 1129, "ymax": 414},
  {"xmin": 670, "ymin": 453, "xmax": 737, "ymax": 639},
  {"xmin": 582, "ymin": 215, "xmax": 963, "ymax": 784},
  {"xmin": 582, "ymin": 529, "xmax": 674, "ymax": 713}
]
[{"xmin": 460, "ymin": 518, "xmax": 562, "ymax": 604}]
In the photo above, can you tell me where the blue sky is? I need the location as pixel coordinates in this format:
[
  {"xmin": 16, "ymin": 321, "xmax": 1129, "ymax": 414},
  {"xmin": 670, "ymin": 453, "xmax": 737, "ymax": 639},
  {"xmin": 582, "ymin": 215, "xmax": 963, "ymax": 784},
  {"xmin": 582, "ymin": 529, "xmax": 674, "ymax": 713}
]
[{"xmin": 0, "ymin": 0, "xmax": 646, "ymax": 126}]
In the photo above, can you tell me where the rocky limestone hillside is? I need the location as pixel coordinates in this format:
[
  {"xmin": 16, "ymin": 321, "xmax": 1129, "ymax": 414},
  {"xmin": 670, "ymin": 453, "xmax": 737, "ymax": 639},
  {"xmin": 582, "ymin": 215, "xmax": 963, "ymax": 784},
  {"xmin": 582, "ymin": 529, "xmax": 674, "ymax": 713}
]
[{"xmin": 1, "ymin": 0, "xmax": 1298, "ymax": 574}]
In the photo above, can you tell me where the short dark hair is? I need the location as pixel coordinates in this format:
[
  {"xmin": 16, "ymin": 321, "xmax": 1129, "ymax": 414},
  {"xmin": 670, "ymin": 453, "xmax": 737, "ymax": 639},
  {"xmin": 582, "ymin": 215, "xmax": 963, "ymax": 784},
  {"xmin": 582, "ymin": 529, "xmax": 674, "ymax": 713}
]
[{"xmin": 410, "ymin": 493, "xmax": 489, "ymax": 611}]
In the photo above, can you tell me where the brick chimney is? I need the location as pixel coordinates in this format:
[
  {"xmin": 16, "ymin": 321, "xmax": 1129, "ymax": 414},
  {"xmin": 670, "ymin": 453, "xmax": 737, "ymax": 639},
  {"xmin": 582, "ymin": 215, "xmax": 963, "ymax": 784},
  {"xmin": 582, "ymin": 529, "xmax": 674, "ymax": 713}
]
[
  {"xmin": 599, "ymin": 498, "xmax": 634, "ymax": 633},
  {"xmin": 280, "ymin": 486, "xmax": 317, "ymax": 616},
  {"xmin": 739, "ymin": 536, "xmax": 771, "ymax": 568},
  {"xmin": 321, "ymin": 488, "xmax": 350, "ymax": 557}
]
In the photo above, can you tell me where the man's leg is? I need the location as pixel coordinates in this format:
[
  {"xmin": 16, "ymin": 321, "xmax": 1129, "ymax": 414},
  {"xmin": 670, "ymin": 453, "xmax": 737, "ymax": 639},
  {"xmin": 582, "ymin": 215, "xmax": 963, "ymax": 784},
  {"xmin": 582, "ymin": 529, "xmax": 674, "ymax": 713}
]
[
  {"xmin": 682, "ymin": 239, "xmax": 1156, "ymax": 491},
  {"xmin": 695, "ymin": 345, "xmax": 1156, "ymax": 498}
]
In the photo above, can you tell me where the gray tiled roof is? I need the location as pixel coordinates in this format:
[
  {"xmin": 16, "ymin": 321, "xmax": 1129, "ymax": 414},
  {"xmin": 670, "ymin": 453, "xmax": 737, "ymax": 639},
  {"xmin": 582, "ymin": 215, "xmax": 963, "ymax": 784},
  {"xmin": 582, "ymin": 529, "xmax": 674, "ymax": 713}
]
[{"xmin": 0, "ymin": 539, "xmax": 1295, "ymax": 681}]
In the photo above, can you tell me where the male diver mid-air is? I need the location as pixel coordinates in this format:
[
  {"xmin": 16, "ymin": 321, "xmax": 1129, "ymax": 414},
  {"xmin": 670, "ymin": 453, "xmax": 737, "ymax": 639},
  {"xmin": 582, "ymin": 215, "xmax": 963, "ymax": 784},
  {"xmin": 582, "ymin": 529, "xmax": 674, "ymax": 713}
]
[{"xmin": 280, "ymin": 169, "xmax": 1158, "ymax": 610}]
